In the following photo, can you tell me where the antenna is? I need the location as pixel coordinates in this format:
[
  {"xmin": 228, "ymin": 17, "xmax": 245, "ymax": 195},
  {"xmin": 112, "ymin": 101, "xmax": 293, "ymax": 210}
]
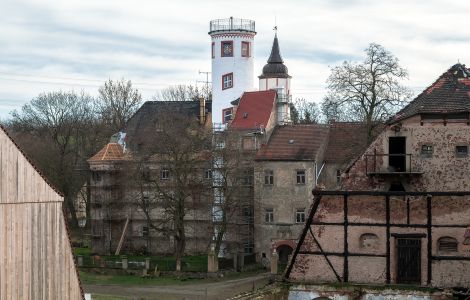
[{"xmin": 198, "ymin": 70, "xmax": 212, "ymax": 98}]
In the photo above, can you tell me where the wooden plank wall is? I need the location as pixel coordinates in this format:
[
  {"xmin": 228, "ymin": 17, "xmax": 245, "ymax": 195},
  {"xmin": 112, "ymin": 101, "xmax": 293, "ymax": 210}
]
[{"xmin": 0, "ymin": 128, "xmax": 83, "ymax": 300}]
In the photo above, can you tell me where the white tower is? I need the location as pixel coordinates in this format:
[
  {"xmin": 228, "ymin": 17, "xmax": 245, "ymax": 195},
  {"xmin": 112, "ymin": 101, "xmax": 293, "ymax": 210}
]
[
  {"xmin": 209, "ymin": 17, "xmax": 256, "ymax": 124},
  {"xmin": 259, "ymin": 32, "xmax": 292, "ymax": 125}
]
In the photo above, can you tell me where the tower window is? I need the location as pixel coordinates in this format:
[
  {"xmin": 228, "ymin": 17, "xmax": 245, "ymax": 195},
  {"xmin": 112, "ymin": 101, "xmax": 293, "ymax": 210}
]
[
  {"xmin": 211, "ymin": 42, "xmax": 215, "ymax": 59},
  {"xmin": 221, "ymin": 41, "xmax": 233, "ymax": 57},
  {"xmin": 241, "ymin": 41, "xmax": 250, "ymax": 57},
  {"xmin": 222, "ymin": 73, "xmax": 233, "ymax": 90}
]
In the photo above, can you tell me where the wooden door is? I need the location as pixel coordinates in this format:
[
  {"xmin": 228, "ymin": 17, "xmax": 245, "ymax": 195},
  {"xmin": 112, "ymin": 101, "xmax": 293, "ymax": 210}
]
[{"xmin": 397, "ymin": 238, "xmax": 421, "ymax": 284}]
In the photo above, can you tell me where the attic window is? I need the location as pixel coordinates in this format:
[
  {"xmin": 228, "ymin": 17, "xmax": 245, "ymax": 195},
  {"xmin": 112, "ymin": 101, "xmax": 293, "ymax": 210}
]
[
  {"xmin": 243, "ymin": 112, "xmax": 248, "ymax": 118},
  {"xmin": 288, "ymin": 139, "xmax": 295, "ymax": 144}
]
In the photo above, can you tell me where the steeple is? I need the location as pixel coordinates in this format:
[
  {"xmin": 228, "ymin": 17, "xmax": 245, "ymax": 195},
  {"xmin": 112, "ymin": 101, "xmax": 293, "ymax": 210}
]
[{"xmin": 259, "ymin": 33, "xmax": 290, "ymax": 79}]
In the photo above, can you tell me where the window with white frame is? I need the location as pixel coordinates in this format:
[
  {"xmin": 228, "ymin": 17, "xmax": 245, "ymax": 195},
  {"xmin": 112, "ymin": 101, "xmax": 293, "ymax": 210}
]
[
  {"xmin": 264, "ymin": 170, "xmax": 274, "ymax": 185},
  {"xmin": 296, "ymin": 208, "xmax": 306, "ymax": 223},
  {"xmin": 265, "ymin": 208, "xmax": 274, "ymax": 223},
  {"xmin": 222, "ymin": 73, "xmax": 233, "ymax": 90}
]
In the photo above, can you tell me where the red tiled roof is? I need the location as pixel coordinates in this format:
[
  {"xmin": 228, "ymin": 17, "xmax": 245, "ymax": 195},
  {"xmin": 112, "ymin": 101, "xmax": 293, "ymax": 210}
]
[
  {"xmin": 390, "ymin": 63, "xmax": 470, "ymax": 123},
  {"xmin": 324, "ymin": 122, "xmax": 370, "ymax": 164},
  {"xmin": 88, "ymin": 143, "xmax": 124, "ymax": 162},
  {"xmin": 256, "ymin": 124, "xmax": 329, "ymax": 161},
  {"xmin": 230, "ymin": 90, "xmax": 276, "ymax": 129}
]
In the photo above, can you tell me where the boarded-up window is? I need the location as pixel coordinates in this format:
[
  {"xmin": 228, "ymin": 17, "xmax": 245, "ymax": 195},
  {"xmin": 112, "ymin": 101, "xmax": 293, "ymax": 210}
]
[{"xmin": 438, "ymin": 237, "xmax": 458, "ymax": 252}]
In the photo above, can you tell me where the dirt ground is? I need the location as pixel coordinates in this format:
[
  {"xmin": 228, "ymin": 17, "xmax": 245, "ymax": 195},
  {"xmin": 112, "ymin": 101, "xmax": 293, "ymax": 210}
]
[{"xmin": 84, "ymin": 273, "xmax": 270, "ymax": 300}]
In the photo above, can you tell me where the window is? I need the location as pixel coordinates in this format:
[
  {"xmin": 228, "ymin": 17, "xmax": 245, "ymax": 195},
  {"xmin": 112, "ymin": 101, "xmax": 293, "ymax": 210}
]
[
  {"xmin": 92, "ymin": 171, "xmax": 102, "ymax": 182},
  {"xmin": 296, "ymin": 170, "xmax": 306, "ymax": 184},
  {"xmin": 223, "ymin": 108, "xmax": 232, "ymax": 123},
  {"xmin": 222, "ymin": 73, "xmax": 233, "ymax": 90},
  {"xmin": 336, "ymin": 169, "xmax": 341, "ymax": 184},
  {"xmin": 242, "ymin": 207, "xmax": 253, "ymax": 223},
  {"xmin": 438, "ymin": 237, "xmax": 458, "ymax": 252},
  {"xmin": 211, "ymin": 42, "xmax": 215, "ymax": 58},
  {"xmin": 265, "ymin": 208, "xmax": 274, "ymax": 223},
  {"xmin": 204, "ymin": 169, "xmax": 212, "ymax": 180},
  {"xmin": 241, "ymin": 41, "xmax": 250, "ymax": 57},
  {"xmin": 142, "ymin": 226, "xmax": 149, "ymax": 237},
  {"xmin": 296, "ymin": 209, "xmax": 306, "ymax": 223},
  {"xmin": 243, "ymin": 241, "xmax": 254, "ymax": 254},
  {"xmin": 242, "ymin": 137, "xmax": 255, "ymax": 150},
  {"xmin": 264, "ymin": 170, "xmax": 274, "ymax": 185},
  {"xmin": 456, "ymin": 145, "xmax": 468, "ymax": 158},
  {"xmin": 421, "ymin": 144, "xmax": 433, "ymax": 157},
  {"xmin": 161, "ymin": 168, "xmax": 170, "ymax": 180},
  {"xmin": 221, "ymin": 41, "xmax": 233, "ymax": 57}
]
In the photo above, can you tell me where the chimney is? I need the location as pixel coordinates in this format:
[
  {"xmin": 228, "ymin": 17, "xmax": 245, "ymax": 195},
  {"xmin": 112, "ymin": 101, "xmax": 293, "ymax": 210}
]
[{"xmin": 199, "ymin": 97, "xmax": 206, "ymax": 125}]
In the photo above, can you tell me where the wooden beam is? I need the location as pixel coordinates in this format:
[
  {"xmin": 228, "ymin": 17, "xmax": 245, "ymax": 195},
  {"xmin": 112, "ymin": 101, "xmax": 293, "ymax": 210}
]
[{"xmin": 115, "ymin": 217, "xmax": 130, "ymax": 255}]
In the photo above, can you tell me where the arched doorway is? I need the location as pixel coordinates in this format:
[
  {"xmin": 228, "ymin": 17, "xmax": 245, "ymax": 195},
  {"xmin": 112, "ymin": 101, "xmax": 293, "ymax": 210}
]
[{"xmin": 277, "ymin": 244, "xmax": 293, "ymax": 265}]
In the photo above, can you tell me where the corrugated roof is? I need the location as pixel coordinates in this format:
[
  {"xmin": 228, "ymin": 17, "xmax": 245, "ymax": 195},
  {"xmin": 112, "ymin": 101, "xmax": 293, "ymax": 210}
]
[
  {"xmin": 255, "ymin": 124, "xmax": 329, "ymax": 161},
  {"xmin": 230, "ymin": 90, "xmax": 276, "ymax": 130},
  {"xmin": 390, "ymin": 63, "xmax": 470, "ymax": 123},
  {"xmin": 88, "ymin": 143, "xmax": 124, "ymax": 162},
  {"xmin": 324, "ymin": 122, "xmax": 370, "ymax": 164}
]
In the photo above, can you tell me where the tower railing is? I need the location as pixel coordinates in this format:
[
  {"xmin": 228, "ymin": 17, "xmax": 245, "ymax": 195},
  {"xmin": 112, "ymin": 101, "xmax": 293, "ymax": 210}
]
[{"xmin": 209, "ymin": 18, "xmax": 255, "ymax": 33}]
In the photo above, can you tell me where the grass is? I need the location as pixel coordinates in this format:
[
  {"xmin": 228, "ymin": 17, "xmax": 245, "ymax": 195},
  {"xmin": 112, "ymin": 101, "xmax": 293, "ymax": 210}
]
[{"xmin": 79, "ymin": 268, "xmax": 267, "ymax": 286}]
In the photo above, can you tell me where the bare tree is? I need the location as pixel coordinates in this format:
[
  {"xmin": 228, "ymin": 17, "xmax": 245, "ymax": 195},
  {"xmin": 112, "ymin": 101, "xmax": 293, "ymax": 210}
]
[
  {"xmin": 292, "ymin": 98, "xmax": 320, "ymax": 124},
  {"xmin": 98, "ymin": 79, "xmax": 142, "ymax": 132},
  {"xmin": 322, "ymin": 43, "xmax": 412, "ymax": 142},
  {"xmin": 8, "ymin": 91, "xmax": 103, "ymax": 227},
  {"xmin": 211, "ymin": 129, "xmax": 255, "ymax": 256},
  {"xmin": 153, "ymin": 85, "xmax": 212, "ymax": 102},
  {"xmin": 128, "ymin": 110, "xmax": 211, "ymax": 271}
]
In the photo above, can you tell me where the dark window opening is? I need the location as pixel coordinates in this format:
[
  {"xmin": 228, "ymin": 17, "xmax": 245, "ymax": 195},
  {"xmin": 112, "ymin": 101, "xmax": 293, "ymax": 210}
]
[
  {"xmin": 389, "ymin": 136, "xmax": 406, "ymax": 172},
  {"xmin": 456, "ymin": 145, "xmax": 468, "ymax": 158},
  {"xmin": 161, "ymin": 168, "xmax": 170, "ymax": 180},
  {"xmin": 265, "ymin": 208, "xmax": 273, "ymax": 223},
  {"xmin": 264, "ymin": 170, "xmax": 274, "ymax": 185},
  {"xmin": 421, "ymin": 144, "xmax": 433, "ymax": 157},
  {"xmin": 336, "ymin": 169, "xmax": 341, "ymax": 184},
  {"xmin": 296, "ymin": 170, "xmax": 306, "ymax": 184},
  {"xmin": 204, "ymin": 169, "xmax": 212, "ymax": 180},
  {"xmin": 389, "ymin": 182, "xmax": 405, "ymax": 191},
  {"xmin": 142, "ymin": 226, "xmax": 149, "ymax": 237},
  {"xmin": 438, "ymin": 237, "xmax": 458, "ymax": 252},
  {"xmin": 92, "ymin": 171, "xmax": 102, "ymax": 182},
  {"xmin": 296, "ymin": 209, "xmax": 306, "ymax": 223}
]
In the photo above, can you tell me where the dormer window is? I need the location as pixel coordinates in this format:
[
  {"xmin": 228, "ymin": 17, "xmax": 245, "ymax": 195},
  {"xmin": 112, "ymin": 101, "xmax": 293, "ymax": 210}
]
[{"xmin": 221, "ymin": 41, "xmax": 233, "ymax": 57}]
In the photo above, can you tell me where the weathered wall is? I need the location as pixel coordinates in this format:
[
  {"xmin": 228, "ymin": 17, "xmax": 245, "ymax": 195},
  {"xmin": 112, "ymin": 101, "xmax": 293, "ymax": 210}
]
[
  {"xmin": 254, "ymin": 160, "xmax": 316, "ymax": 259},
  {"xmin": 0, "ymin": 127, "xmax": 83, "ymax": 300},
  {"xmin": 289, "ymin": 194, "xmax": 470, "ymax": 288},
  {"xmin": 344, "ymin": 118, "xmax": 470, "ymax": 191}
]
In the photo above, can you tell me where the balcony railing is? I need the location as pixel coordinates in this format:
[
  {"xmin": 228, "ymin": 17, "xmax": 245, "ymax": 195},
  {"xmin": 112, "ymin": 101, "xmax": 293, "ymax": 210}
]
[
  {"xmin": 209, "ymin": 17, "xmax": 256, "ymax": 34},
  {"xmin": 365, "ymin": 153, "xmax": 423, "ymax": 176},
  {"xmin": 276, "ymin": 94, "xmax": 292, "ymax": 103}
]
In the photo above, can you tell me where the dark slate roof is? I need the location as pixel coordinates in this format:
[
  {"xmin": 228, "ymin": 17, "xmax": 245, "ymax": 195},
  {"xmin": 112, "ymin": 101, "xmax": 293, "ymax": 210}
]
[
  {"xmin": 125, "ymin": 100, "xmax": 211, "ymax": 146},
  {"xmin": 390, "ymin": 63, "xmax": 470, "ymax": 123},
  {"xmin": 324, "ymin": 122, "xmax": 370, "ymax": 164},
  {"xmin": 259, "ymin": 34, "xmax": 290, "ymax": 79},
  {"xmin": 230, "ymin": 90, "xmax": 276, "ymax": 130},
  {"xmin": 255, "ymin": 124, "xmax": 329, "ymax": 161}
]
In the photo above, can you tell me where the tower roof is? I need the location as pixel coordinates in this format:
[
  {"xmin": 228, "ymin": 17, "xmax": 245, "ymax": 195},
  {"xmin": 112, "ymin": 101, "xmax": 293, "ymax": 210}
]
[{"xmin": 260, "ymin": 33, "xmax": 290, "ymax": 79}]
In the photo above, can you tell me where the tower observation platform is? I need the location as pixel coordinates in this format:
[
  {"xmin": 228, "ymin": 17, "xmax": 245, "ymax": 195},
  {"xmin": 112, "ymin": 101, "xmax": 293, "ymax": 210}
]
[{"xmin": 209, "ymin": 17, "xmax": 256, "ymax": 34}]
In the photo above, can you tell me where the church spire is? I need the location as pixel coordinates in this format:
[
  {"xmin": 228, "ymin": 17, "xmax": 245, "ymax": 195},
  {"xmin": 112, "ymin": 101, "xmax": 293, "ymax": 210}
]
[
  {"xmin": 259, "ymin": 32, "xmax": 290, "ymax": 79},
  {"xmin": 267, "ymin": 32, "xmax": 283, "ymax": 64}
]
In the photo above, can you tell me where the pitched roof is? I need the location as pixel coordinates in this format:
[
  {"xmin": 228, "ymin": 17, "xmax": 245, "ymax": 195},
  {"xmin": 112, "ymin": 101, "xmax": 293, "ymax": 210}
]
[
  {"xmin": 390, "ymin": 63, "xmax": 470, "ymax": 123},
  {"xmin": 324, "ymin": 122, "xmax": 370, "ymax": 164},
  {"xmin": 230, "ymin": 90, "xmax": 276, "ymax": 130},
  {"xmin": 125, "ymin": 100, "xmax": 211, "ymax": 146},
  {"xmin": 88, "ymin": 143, "xmax": 124, "ymax": 162},
  {"xmin": 255, "ymin": 124, "xmax": 329, "ymax": 161}
]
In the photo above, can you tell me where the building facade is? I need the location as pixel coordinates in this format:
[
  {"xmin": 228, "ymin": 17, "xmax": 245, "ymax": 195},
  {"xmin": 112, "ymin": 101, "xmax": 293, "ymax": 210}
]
[{"xmin": 287, "ymin": 64, "xmax": 470, "ymax": 288}]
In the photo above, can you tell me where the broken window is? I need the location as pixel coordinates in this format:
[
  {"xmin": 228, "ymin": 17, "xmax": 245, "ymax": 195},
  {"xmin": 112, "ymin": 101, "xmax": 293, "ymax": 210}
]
[
  {"xmin": 456, "ymin": 145, "xmax": 468, "ymax": 158},
  {"xmin": 295, "ymin": 209, "xmax": 305, "ymax": 223},
  {"xmin": 264, "ymin": 170, "xmax": 274, "ymax": 185},
  {"xmin": 421, "ymin": 144, "xmax": 433, "ymax": 157},
  {"xmin": 265, "ymin": 208, "xmax": 274, "ymax": 223},
  {"xmin": 296, "ymin": 170, "xmax": 306, "ymax": 185},
  {"xmin": 243, "ymin": 241, "xmax": 254, "ymax": 254},
  {"xmin": 438, "ymin": 237, "xmax": 458, "ymax": 252}
]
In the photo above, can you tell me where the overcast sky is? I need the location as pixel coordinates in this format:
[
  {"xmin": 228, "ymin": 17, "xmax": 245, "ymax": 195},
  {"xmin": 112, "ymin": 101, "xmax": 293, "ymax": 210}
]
[{"xmin": 1, "ymin": 0, "xmax": 470, "ymax": 119}]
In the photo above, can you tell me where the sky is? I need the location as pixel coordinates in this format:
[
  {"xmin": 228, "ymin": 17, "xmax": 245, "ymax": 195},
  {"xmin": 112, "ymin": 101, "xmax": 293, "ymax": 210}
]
[{"xmin": 1, "ymin": 0, "xmax": 470, "ymax": 119}]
